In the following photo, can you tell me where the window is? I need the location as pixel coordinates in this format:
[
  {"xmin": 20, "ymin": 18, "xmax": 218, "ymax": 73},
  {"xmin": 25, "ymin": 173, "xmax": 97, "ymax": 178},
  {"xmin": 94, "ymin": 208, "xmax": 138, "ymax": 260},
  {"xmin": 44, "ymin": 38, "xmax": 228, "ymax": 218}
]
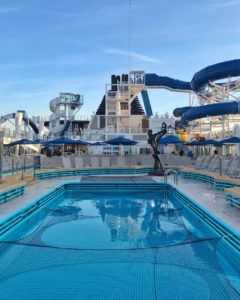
[
  {"xmin": 120, "ymin": 102, "xmax": 128, "ymax": 110},
  {"xmin": 130, "ymin": 72, "xmax": 145, "ymax": 84}
]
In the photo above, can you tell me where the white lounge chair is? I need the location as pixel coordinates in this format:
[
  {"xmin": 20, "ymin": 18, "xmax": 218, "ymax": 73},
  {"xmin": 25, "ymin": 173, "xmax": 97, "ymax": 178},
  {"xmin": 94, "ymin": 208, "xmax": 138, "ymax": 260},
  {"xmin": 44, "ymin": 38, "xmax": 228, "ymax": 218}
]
[
  {"xmin": 91, "ymin": 156, "xmax": 100, "ymax": 168},
  {"xmin": 62, "ymin": 157, "xmax": 72, "ymax": 169},
  {"xmin": 193, "ymin": 156, "xmax": 205, "ymax": 169},
  {"xmin": 117, "ymin": 157, "xmax": 126, "ymax": 167},
  {"xmin": 226, "ymin": 158, "xmax": 240, "ymax": 177},
  {"xmin": 49, "ymin": 157, "xmax": 63, "ymax": 169},
  {"xmin": 101, "ymin": 157, "xmax": 111, "ymax": 167},
  {"xmin": 74, "ymin": 157, "xmax": 84, "ymax": 168},
  {"xmin": 129, "ymin": 156, "xmax": 138, "ymax": 167},
  {"xmin": 198, "ymin": 156, "xmax": 212, "ymax": 170},
  {"xmin": 221, "ymin": 158, "xmax": 232, "ymax": 175},
  {"xmin": 140, "ymin": 155, "xmax": 153, "ymax": 166},
  {"xmin": 208, "ymin": 157, "xmax": 219, "ymax": 172},
  {"xmin": 168, "ymin": 155, "xmax": 192, "ymax": 166},
  {"xmin": 83, "ymin": 155, "xmax": 91, "ymax": 167}
]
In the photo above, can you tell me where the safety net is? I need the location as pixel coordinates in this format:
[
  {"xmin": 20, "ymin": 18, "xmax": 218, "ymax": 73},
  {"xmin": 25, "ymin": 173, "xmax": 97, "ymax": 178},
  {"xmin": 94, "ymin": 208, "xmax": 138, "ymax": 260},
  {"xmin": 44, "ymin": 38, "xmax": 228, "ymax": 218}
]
[{"xmin": 0, "ymin": 203, "xmax": 239, "ymax": 299}]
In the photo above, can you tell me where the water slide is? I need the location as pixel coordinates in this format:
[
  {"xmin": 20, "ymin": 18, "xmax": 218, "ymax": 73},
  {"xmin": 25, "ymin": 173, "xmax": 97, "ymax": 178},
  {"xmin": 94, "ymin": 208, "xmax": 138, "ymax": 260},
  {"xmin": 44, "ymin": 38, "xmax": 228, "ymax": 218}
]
[
  {"xmin": 174, "ymin": 101, "xmax": 240, "ymax": 128},
  {"xmin": 191, "ymin": 59, "xmax": 240, "ymax": 92},
  {"xmin": 145, "ymin": 74, "xmax": 191, "ymax": 92},
  {"xmin": 172, "ymin": 59, "xmax": 240, "ymax": 127},
  {"xmin": 141, "ymin": 90, "xmax": 153, "ymax": 117},
  {"xmin": 22, "ymin": 111, "xmax": 39, "ymax": 134},
  {"xmin": 0, "ymin": 111, "xmax": 39, "ymax": 134},
  {"xmin": 61, "ymin": 120, "xmax": 71, "ymax": 137},
  {"xmin": 142, "ymin": 73, "xmax": 192, "ymax": 116},
  {"xmin": 145, "ymin": 59, "xmax": 240, "ymax": 93},
  {"xmin": 50, "ymin": 93, "xmax": 83, "ymax": 136}
]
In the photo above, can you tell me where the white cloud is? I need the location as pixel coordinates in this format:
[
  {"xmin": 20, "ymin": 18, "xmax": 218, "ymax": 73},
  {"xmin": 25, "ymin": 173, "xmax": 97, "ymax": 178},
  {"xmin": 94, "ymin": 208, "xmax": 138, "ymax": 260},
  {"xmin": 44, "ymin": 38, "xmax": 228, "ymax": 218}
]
[
  {"xmin": 106, "ymin": 49, "xmax": 163, "ymax": 64},
  {"xmin": 0, "ymin": 55, "xmax": 86, "ymax": 70},
  {"xmin": 0, "ymin": 70, "xmax": 113, "ymax": 116},
  {"xmin": 210, "ymin": 0, "xmax": 240, "ymax": 8},
  {"xmin": 0, "ymin": 5, "xmax": 21, "ymax": 14}
]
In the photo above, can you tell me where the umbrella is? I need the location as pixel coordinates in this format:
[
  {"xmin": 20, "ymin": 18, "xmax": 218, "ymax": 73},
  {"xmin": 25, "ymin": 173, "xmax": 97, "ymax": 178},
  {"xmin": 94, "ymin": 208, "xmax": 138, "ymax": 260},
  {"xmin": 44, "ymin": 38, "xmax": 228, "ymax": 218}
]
[
  {"xmin": 197, "ymin": 139, "xmax": 220, "ymax": 145},
  {"xmin": 105, "ymin": 136, "xmax": 137, "ymax": 156},
  {"xmin": 44, "ymin": 137, "xmax": 88, "ymax": 145},
  {"xmin": 35, "ymin": 139, "xmax": 45, "ymax": 144},
  {"xmin": 90, "ymin": 142, "xmax": 107, "ymax": 146},
  {"xmin": 158, "ymin": 135, "xmax": 184, "ymax": 144},
  {"xmin": 7, "ymin": 139, "xmax": 39, "ymax": 146},
  {"xmin": 75, "ymin": 139, "xmax": 91, "ymax": 145},
  {"xmin": 105, "ymin": 137, "xmax": 137, "ymax": 145},
  {"xmin": 220, "ymin": 137, "xmax": 240, "ymax": 144},
  {"xmin": 185, "ymin": 140, "xmax": 200, "ymax": 146}
]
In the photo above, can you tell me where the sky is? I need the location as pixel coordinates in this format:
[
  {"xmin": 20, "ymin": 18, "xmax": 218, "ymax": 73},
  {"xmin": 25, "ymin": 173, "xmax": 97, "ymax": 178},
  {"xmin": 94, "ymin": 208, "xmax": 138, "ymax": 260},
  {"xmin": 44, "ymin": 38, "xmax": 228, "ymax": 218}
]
[{"xmin": 0, "ymin": 0, "xmax": 240, "ymax": 119}]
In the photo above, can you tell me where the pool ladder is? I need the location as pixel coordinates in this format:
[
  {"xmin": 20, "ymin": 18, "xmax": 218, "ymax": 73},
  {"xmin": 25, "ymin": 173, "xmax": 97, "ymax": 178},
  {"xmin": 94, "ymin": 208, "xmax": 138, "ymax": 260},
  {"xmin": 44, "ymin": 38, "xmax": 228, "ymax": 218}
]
[
  {"xmin": 164, "ymin": 169, "xmax": 178, "ymax": 185},
  {"xmin": 163, "ymin": 169, "xmax": 178, "ymax": 198}
]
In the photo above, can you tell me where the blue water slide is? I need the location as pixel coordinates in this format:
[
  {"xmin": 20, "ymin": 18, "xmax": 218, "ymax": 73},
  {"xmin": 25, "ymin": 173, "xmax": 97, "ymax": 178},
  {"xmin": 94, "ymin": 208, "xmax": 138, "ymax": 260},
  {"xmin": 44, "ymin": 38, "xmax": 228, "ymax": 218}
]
[
  {"xmin": 146, "ymin": 60, "xmax": 240, "ymax": 92},
  {"xmin": 145, "ymin": 74, "xmax": 191, "ymax": 91},
  {"xmin": 23, "ymin": 118, "xmax": 39, "ymax": 134},
  {"xmin": 0, "ymin": 111, "xmax": 39, "ymax": 134},
  {"xmin": 173, "ymin": 106, "xmax": 191, "ymax": 118},
  {"xmin": 61, "ymin": 120, "xmax": 71, "ymax": 137},
  {"xmin": 173, "ymin": 59, "xmax": 240, "ymax": 127},
  {"xmin": 174, "ymin": 101, "xmax": 240, "ymax": 128},
  {"xmin": 20, "ymin": 111, "xmax": 39, "ymax": 134},
  {"xmin": 191, "ymin": 59, "xmax": 240, "ymax": 92},
  {"xmin": 141, "ymin": 90, "xmax": 153, "ymax": 117}
]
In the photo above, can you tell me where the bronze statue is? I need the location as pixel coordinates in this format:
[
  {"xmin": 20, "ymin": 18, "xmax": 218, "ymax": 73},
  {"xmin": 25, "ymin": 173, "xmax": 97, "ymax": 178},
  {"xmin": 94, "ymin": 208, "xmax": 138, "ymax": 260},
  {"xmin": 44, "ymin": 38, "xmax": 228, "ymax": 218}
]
[{"xmin": 147, "ymin": 122, "xmax": 167, "ymax": 176}]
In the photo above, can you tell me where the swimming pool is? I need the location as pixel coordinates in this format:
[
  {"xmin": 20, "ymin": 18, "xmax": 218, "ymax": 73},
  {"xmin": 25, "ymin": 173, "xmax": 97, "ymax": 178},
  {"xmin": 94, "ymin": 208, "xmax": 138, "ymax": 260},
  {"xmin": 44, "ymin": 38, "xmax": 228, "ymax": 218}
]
[{"xmin": 0, "ymin": 182, "xmax": 239, "ymax": 299}]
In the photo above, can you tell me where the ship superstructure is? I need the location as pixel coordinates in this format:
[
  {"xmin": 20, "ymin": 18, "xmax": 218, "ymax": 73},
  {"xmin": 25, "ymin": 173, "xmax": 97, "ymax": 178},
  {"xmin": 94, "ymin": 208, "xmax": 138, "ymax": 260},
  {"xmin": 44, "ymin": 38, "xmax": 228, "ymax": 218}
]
[{"xmin": 86, "ymin": 71, "xmax": 152, "ymax": 142}]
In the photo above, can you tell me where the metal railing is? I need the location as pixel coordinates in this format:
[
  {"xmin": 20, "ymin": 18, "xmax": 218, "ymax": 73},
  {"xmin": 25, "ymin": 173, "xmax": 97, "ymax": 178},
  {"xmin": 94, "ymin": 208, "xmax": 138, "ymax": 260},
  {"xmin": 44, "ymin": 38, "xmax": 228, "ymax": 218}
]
[
  {"xmin": 163, "ymin": 169, "xmax": 178, "ymax": 200},
  {"xmin": 164, "ymin": 169, "xmax": 178, "ymax": 186},
  {"xmin": 219, "ymin": 156, "xmax": 223, "ymax": 177}
]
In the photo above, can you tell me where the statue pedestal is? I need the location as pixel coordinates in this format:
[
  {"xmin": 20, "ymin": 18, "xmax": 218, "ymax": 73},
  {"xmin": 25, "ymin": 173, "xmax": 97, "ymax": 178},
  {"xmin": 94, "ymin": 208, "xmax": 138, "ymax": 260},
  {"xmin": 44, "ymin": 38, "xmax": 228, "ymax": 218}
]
[{"xmin": 148, "ymin": 170, "xmax": 165, "ymax": 176}]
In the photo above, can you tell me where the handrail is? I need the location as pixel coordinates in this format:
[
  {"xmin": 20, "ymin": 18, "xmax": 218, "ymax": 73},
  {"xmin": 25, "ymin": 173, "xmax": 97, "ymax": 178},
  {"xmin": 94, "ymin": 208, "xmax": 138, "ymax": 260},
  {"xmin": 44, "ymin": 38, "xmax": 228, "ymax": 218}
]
[
  {"xmin": 164, "ymin": 169, "xmax": 178, "ymax": 186},
  {"xmin": 219, "ymin": 155, "xmax": 223, "ymax": 177}
]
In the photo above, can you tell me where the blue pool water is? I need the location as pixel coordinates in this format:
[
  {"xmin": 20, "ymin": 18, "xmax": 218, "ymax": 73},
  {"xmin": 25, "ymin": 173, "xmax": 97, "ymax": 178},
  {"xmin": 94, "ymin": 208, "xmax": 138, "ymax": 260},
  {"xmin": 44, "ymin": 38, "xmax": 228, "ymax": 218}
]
[{"xmin": 0, "ymin": 185, "xmax": 239, "ymax": 299}]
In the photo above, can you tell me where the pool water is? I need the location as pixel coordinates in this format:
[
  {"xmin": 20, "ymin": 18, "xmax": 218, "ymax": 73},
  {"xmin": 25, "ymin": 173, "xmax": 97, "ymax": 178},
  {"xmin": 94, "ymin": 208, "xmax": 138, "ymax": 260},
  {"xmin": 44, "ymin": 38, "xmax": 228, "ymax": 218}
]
[{"xmin": 0, "ymin": 187, "xmax": 239, "ymax": 299}]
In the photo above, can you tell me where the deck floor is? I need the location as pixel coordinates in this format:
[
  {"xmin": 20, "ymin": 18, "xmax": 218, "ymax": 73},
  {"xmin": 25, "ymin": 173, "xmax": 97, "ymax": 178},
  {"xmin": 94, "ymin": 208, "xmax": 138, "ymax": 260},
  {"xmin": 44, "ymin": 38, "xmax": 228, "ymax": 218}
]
[
  {"xmin": 0, "ymin": 176, "xmax": 81, "ymax": 219},
  {"xmin": 154, "ymin": 175, "xmax": 240, "ymax": 231}
]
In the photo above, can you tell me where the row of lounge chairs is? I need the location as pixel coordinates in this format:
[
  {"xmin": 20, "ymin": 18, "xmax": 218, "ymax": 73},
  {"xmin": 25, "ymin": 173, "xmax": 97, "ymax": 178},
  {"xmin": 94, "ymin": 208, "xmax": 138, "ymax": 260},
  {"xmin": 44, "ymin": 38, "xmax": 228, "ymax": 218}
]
[
  {"xmin": 193, "ymin": 155, "xmax": 240, "ymax": 177},
  {"xmin": 0, "ymin": 154, "xmax": 194, "ymax": 173},
  {"xmin": 0, "ymin": 153, "xmax": 197, "ymax": 172},
  {"xmin": 40, "ymin": 154, "xmax": 194, "ymax": 170},
  {"xmin": 40, "ymin": 155, "xmax": 154, "ymax": 169}
]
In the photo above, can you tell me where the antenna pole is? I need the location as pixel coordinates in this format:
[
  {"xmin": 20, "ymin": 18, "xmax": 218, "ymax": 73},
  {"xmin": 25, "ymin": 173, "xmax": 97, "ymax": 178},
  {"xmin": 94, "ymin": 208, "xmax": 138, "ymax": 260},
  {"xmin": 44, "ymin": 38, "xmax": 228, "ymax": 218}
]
[
  {"xmin": 128, "ymin": 0, "xmax": 132, "ymax": 133},
  {"xmin": 128, "ymin": 0, "xmax": 131, "ymax": 74}
]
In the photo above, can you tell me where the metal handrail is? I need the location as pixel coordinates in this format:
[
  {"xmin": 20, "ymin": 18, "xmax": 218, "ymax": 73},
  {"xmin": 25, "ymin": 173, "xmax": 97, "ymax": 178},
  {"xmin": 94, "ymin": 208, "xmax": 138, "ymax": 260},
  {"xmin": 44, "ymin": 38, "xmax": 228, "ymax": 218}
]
[
  {"xmin": 219, "ymin": 155, "xmax": 223, "ymax": 177},
  {"xmin": 164, "ymin": 169, "xmax": 178, "ymax": 186}
]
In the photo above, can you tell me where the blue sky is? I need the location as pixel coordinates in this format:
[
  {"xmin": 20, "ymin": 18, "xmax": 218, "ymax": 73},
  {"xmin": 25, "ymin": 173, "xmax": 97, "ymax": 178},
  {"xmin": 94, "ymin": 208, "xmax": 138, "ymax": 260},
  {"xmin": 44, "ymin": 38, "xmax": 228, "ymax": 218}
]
[{"xmin": 0, "ymin": 0, "xmax": 240, "ymax": 119}]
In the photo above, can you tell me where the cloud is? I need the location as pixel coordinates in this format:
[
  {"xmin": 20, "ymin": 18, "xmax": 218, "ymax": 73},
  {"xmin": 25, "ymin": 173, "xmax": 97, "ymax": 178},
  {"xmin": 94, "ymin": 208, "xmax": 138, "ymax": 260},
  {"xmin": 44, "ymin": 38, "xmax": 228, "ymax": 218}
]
[
  {"xmin": 0, "ymin": 55, "xmax": 85, "ymax": 70},
  {"xmin": 0, "ymin": 5, "xmax": 21, "ymax": 14},
  {"xmin": 106, "ymin": 49, "xmax": 163, "ymax": 64},
  {"xmin": 210, "ymin": 0, "xmax": 240, "ymax": 8},
  {"xmin": 0, "ymin": 70, "xmax": 113, "ymax": 116}
]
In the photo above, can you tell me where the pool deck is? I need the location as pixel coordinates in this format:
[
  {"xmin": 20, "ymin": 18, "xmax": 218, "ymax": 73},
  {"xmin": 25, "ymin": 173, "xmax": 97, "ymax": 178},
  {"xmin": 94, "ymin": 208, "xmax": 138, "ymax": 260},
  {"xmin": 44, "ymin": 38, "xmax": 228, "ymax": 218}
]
[
  {"xmin": 0, "ymin": 172, "xmax": 38, "ymax": 193},
  {"xmin": 0, "ymin": 176, "xmax": 81, "ymax": 219},
  {"xmin": 154, "ymin": 175, "xmax": 240, "ymax": 231},
  {"xmin": 0, "ymin": 172, "xmax": 239, "ymax": 233}
]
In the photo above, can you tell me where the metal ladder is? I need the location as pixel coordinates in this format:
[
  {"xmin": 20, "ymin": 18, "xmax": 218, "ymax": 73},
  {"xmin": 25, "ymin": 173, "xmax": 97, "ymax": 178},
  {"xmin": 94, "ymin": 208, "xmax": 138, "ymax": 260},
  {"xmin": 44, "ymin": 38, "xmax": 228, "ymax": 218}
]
[
  {"xmin": 163, "ymin": 169, "xmax": 178, "ymax": 199},
  {"xmin": 164, "ymin": 169, "xmax": 178, "ymax": 185},
  {"xmin": 218, "ymin": 156, "xmax": 223, "ymax": 177}
]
